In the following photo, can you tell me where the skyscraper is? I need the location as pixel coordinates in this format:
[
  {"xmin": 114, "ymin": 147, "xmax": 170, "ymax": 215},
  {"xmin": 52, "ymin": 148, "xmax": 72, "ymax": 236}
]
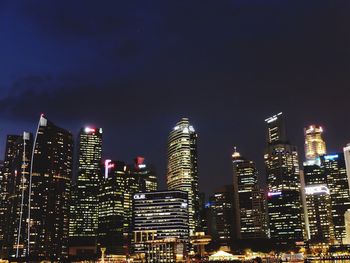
[
  {"xmin": 0, "ymin": 135, "xmax": 21, "ymax": 252},
  {"xmin": 1, "ymin": 133, "xmax": 32, "ymax": 259},
  {"xmin": 344, "ymin": 209, "xmax": 350, "ymax": 244},
  {"xmin": 69, "ymin": 127, "xmax": 102, "ymax": 258},
  {"xmin": 232, "ymin": 148, "xmax": 267, "ymax": 239},
  {"xmin": 304, "ymin": 125, "xmax": 326, "ymax": 160},
  {"xmin": 344, "ymin": 144, "xmax": 350, "ymax": 191},
  {"xmin": 27, "ymin": 115, "xmax": 73, "ymax": 261},
  {"xmin": 320, "ymin": 153, "xmax": 350, "ymax": 243},
  {"xmin": 305, "ymin": 185, "xmax": 334, "ymax": 243},
  {"xmin": 211, "ymin": 185, "xmax": 235, "ymax": 248},
  {"xmin": 265, "ymin": 112, "xmax": 286, "ymax": 144},
  {"xmin": 131, "ymin": 157, "xmax": 157, "ymax": 192},
  {"xmin": 303, "ymin": 158, "xmax": 331, "ymax": 243},
  {"xmin": 167, "ymin": 118, "xmax": 199, "ymax": 235},
  {"xmin": 264, "ymin": 113, "xmax": 304, "ymax": 243},
  {"xmin": 132, "ymin": 190, "xmax": 189, "ymax": 254},
  {"xmin": 98, "ymin": 160, "xmax": 126, "ymax": 256}
]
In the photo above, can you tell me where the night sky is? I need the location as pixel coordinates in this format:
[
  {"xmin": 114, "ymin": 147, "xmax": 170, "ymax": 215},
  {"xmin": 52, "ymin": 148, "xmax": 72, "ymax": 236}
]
[{"xmin": 1, "ymin": 1, "xmax": 349, "ymax": 196}]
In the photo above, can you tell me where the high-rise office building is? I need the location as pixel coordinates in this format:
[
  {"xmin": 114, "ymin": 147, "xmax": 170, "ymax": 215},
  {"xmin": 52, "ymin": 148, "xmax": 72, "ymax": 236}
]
[
  {"xmin": 232, "ymin": 148, "xmax": 267, "ymax": 240},
  {"xmin": 265, "ymin": 112, "xmax": 286, "ymax": 144},
  {"xmin": 320, "ymin": 153, "xmax": 350, "ymax": 243},
  {"xmin": 344, "ymin": 144, "xmax": 350, "ymax": 191},
  {"xmin": 131, "ymin": 157, "xmax": 157, "ymax": 192},
  {"xmin": 211, "ymin": 185, "xmax": 235, "ymax": 248},
  {"xmin": 344, "ymin": 209, "xmax": 350, "ymax": 244},
  {"xmin": 98, "ymin": 160, "xmax": 126, "ymax": 256},
  {"xmin": 303, "ymin": 159, "xmax": 325, "ymax": 185},
  {"xmin": 167, "ymin": 118, "xmax": 199, "ymax": 235},
  {"xmin": 264, "ymin": 113, "xmax": 304, "ymax": 243},
  {"xmin": 1, "ymin": 133, "xmax": 32, "ymax": 259},
  {"xmin": 305, "ymin": 185, "xmax": 334, "ymax": 243},
  {"xmin": 27, "ymin": 115, "xmax": 73, "ymax": 261},
  {"xmin": 0, "ymin": 135, "xmax": 21, "ymax": 249},
  {"xmin": 69, "ymin": 127, "xmax": 102, "ymax": 258},
  {"xmin": 0, "ymin": 160, "xmax": 3, "ymax": 252},
  {"xmin": 123, "ymin": 165, "xmax": 142, "ymax": 254},
  {"xmin": 303, "ymin": 159, "xmax": 331, "ymax": 242},
  {"xmin": 304, "ymin": 125, "xmax": 326, "ymax": 160},
  {"xmin": 132, "ymin": 190, "xmax": 189, "ymax": 254}
]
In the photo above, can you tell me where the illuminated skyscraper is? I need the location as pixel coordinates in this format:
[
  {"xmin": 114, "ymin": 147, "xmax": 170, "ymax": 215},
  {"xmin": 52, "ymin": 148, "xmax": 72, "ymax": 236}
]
[
  {"xmin": 304, "ymin": 125, "xmax": 326, "ymax": 160},
  {"xmin": 131, "ymin": 157, "xmax": 157, "ymax": 192},
  {"xmin": 305, "ymin": 185, "xmax": 334, "ymax": 243},
  {"xmin": 320, "ymin": 153, "xmax": 350, "ymax": 243},
  {"xmin": 344, "ymin": 144, "xmax": 350, "ymax": 191},
  {"xmin": 344, "ymin": 210, "xmax": 350, "ymax": 244},
  {"xmin": 264, "ymin": 113, "xmax": 304, "ymax": 243},
  {"xmin": 27, "ymin": 115, "xmax": 73, "ymax": 261},
  {"xmin": 132, "ymin": 190, "xmax": 189, "ymax": 255},
  {"xmin": 167, "ymin": 118, "xmax": 199, "ymax": 235},
  {"xmin": 303, "ymin": 159, "xmax": 330, "ymax": 242},
  {"xmin": 232, "ymin": 148, "xmax": 267, "ymax": 239},
  {"xmin": 212, "ymin": 185, "xmax": 235, "ymax": 248},
  {"xmin": 1, "ymin": 133, "xmax": 32, "ymax": 259},
  {"xmin": 69, "ymin": 127, "xmax": 102, "ymax": 258},
  {"xmin": 265, "ymin": 112, "xmax": 286, "ymax": 144},
  {"xmin": 0, "ymin": 135, "xmax": 21, "ymax": 251},
  {"xmin": 98, "ymin": 160, "xmax": 126, "ymax": 256}
]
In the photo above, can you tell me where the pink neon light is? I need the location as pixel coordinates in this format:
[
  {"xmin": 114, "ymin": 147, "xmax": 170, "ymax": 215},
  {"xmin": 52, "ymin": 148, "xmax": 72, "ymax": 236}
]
[
  {"xmin": 268, "ymin": 191, "xmax": 282, "ymax": 197},
  {"xmin": 104, "ymin": 159, "xmax": 114, "ymax": 179},
  {"xmin": 85, "ymin": 127, "xmax": 96, "ymax": 133}
]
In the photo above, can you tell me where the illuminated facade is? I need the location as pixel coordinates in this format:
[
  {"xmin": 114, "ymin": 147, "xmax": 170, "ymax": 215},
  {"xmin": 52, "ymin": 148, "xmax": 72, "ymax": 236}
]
[
  {"xmin": 123, "ymin": 164, "xmax": 143, "ymax": 254},
  {"xmin": 344, "ymin": 144, "xmax": 350, "ymax": 191},
  {"xmin": 132, "ymin": 190, "xmax": 189, "ymax": 254},
  {"xmin": 304, "ymin": 125, "xmax": 326, "ymax": 160},
  {"xmin": 264, "ymin": 113, "xmax": 304, "ymax": 243},
  {"xmin": 344, "ymin": 209, "xmax": 350, "ymax": 244},
  {"xmin": 0, "ymin": 135, "xmax": 22, "ymax": 251},
  {"xmin": 27, "ymin": 115, "xmax": 73, "ymax": 261},
  {"xmin": 265, "ymin": 112, "xmax": 286, "ymax": 144},
  {"xmin": 305, "ymin": 185, "xmax": 334, "ymax": 243},
  {"xmin": 167, "ymin": 118, "xmax": 199, "ymax": 235},
  {"xmin": 1, "ymin": 133, "xmax": 32, "ymax": 259},
  {"xmin": 131, "ymin": 157, "xmax": 158, "ymax": 192},
  {"xmin": 232, "ymin": 149, "xmax": 267, "ymax": 239},
  {"xmin": 69, "ymin": 127, "xmax": 102, "ymax": 257},
  {"xmin": 135, "ymin": 237, "xmax": 187, "ymax": 263},
  {"xmin": 98, "ymin": 160, "xmax": 126, "ymax": 256},
  {"xmin": 0, "ymin": 160, "xmax": 3, "ymax": 250},
  {"xmin": 212, "ymin": 185, "xmax": 235, "ymax": 248},
  {"xmin": 320, "ymin": 153, "xmax": 350, "ymax": 243}
]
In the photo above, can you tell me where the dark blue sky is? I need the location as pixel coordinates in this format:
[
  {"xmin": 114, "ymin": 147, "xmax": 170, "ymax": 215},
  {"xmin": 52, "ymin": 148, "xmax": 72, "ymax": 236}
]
[{"xmin": 1, "ymin": 1, "xmax": 349, "ymax": 195}]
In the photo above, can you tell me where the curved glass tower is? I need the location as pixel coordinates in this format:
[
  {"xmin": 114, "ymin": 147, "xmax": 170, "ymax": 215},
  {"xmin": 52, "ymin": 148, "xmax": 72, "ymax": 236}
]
[
  {"xmin": 167, "ymin": 118, "xmax": 199, "ymax": 235},
  {"xmin": 27, "ymin": 115, "xmax": 73, "ymax": 261}
]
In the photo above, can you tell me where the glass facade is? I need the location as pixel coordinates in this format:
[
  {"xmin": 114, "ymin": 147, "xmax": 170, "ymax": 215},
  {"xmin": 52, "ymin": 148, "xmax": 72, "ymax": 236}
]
[
  {"xmin": 1, "ymin": 133, "xmax": 32, "ymax": 259},
  {"xmin": 232, "ymin": 149, "xmax": 268, "ymax": 239},
  {"xmin": 133, "ymin": 190, "xmax": 189, "ymax": 254},
  {"xmin": 212, "ymin": 185, "xmax": 235, "ymax": 248},
  {"xmin": 27, "ymin": 115, "xmax": 73, "ymax": 261},
  {"xmin": 305, "ymin": 185, "xmax": 334, "ymax": 243},
  {"xmin": 321, "ymin": 153, "xmax": 350, "ymax": 243},
  {"xmin": 264, "ymin": 113, "xmax": 304, "ymax": 243},
  {"xmin": 167, "ymin": 118, "xmax": 199, "ymax": 235},
  {"xmin": 69, "ymin": 127, "xmax": 102, "ymax": 256}
]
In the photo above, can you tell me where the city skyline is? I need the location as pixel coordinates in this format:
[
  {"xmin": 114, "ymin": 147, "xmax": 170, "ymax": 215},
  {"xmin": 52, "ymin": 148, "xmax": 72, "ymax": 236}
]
[
  {"xmin": 0, "ymin": 113, "xmax": 349, "ymax": 195},
  {"xmin": 0, "ymin": 1, "xmax": 350, "ymax": 196}
]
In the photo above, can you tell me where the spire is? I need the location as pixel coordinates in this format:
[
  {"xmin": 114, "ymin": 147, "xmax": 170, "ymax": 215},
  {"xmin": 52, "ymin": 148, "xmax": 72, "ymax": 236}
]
[{"xmin": 232, "ymin": 146, "xmax": 241, "ymax": 158}]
